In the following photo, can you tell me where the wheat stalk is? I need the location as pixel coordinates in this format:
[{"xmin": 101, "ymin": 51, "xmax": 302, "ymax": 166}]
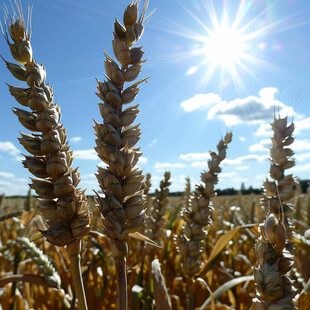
[
  {"xmin": 93, "ymin": 1, "xmax": 153, "ymax": 309},
  {"xmin": 252, "ymin": 116, "xmax": 297, "ymax": 309},
  {"xmin": 177, "ymin": 132, "xmax": 232, "ymax": 309},
  {"xmin": 1, "ymin": 2, "xmax": 90, "ymax": 309},
  {"xmin": 145, "ymin": 171, "xmax": 171, "ymax": 243},
  {"xmin": 178, "ymin": 132, "xmax": 232, "ymax": 279}
]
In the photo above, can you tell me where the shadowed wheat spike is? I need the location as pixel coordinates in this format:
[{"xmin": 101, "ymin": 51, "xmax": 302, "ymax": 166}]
[
  {"xmin": 93, "ymin": 1, "xmax": 153, "ymax": 309},
  {"xmin": 143, "ymin": 172, "xmax": 152, "ymax": 216},
  {"xmin": 183, "ymin": 177, "xmax": 191, "ymax": 209},
  {"xmin": 251, "ymin": 207, "xmax": 297, "ymax": 309},
  {"xmin": 261, "ymin": 116, "xmax": 296, "ymax": 239},
  {"xmin": 1, "ymin": 0, "xmax": 90, "ymax": 248},
  {"xmin": 145, "ymin": 171, "xmax": 171, "ymax": 242},
  {"xmin": 94, "ymin": 0, "xmax": 152, "ymax": 259},
  {"xmin": 2, "ymin": 2, "xmax": 90, "ymax": 309},
  {"xmin": 252, "ymin": 116, "xmax": 297, "ymax": 309},
  {"xmin": 177, "ymin": 132, "xmax": 232, "ymax": 279}
]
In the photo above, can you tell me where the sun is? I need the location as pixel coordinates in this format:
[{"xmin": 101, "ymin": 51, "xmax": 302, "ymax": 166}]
[
  {"xmin": 202, "ymin": 18, "xmax": 245, "ymax": 69},
  {"xmin": 159, "ymin": 0, "xmax": 303, "ymax": 91}
]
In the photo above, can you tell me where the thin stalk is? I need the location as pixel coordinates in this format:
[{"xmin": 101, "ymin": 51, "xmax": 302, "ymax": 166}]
[
  {"xmin": 9, "ymin": 246, "xmax": 22, "ymax": 310},
  {"xmin": 67, "ymin": 240, "xmax": 88, "ymax": 310},
  {"xmin": 115, "ymin": 257, "xmax": 128, "ymax": 310},
  {"xmin": 187, "ymin": 289, "xmax": 195, "ymax": 310}
]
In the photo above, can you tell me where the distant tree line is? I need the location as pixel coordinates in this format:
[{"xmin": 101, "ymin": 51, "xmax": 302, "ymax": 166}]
[{"xmin": 4, "ymin": 179, "xmax": 310, "ymax": 198}]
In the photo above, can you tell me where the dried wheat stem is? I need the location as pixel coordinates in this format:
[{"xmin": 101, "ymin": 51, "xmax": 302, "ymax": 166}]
[
  {"xmin": 115, "ymin": 257, "xmax": 128, "ymax": 310},
  {"xmin": 67, "ymin": 240, "xmax": 88, "ymax": 310}
]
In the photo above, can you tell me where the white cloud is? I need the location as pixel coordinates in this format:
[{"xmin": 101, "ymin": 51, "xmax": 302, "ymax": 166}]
[
  {"xmin": 239, "ymin": 136, "xmax": 246, "ymax": 141},
  {"xmin": 71, "ymin": 137, "xmax": 82, "ymax": 143},
  {"xmin": 293, "ymin": 139, "xmax": 310, "ymax": 152},
  {"xmin": 191, "ymin": 161, "xmax": 208, "ymax": 168},
  {"xmin": 180, "ymin": 93, "xmax": 221, "ymax": 112},
  {"xmin": 0, "ymin": 141, "xmax": 20, "ymax": 156},
  {"xmin": 180, "ymin": 152, "xmax": 210, "ymax": 161},
  {"xmin": 249, "ymin": 139, "xmax": 271, "ymax": 152},
  {"xmin": 223, "ymin": 154, "xmax": 268, "ymax": 166},
  {"xmin": 0, "ymin": 172, "xmax": 15, "ymax": 179},
  {"xmin": 139, "ymin": 157, "xmax": 147, "ymax": 165},
  {"xmin": 154, "ymin": 162, "xmax": 186, "ymax": 170},
  {"xmin": 0, "ymin": 171, "xmax": 28, "ymax": 196},
  {"xmin": 235, "ymin": 166, "xmax": 249, "ymax": 170},
  {"xmin": 207, "ymin": 88, "xmax": 296, "ymax": 126},
  {"xmin": 73, "ymin": 149, "xmax": 98, "ymax": 160},
  {"xmin": 295, "ymin": 117, "xmax": 310, "ymax": 134},
  {"xmin": 295, "ymin": 152, "xmax": 310, "ymax": 162},
  {"xmin": 291, "ymin": 162, "xmax": 310, "ymax": 174},
  {"xmin": 255, "ymin": 123, "xmax": 272, "ymax": 136}
]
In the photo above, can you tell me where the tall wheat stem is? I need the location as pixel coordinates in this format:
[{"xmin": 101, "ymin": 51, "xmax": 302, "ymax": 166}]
[
  {"xmin": 1, "ymin": 2, "xmax": 90, "ymax": 308},
  {"xmin": 115, "ymin": 257, "xmax": 128, "ymax": 310},
  {"xmin": 67, "ymin": 240, "xmax": 88, "ymax": 310},
  {"xmin": 94, "ymin": 1, "xmax": 153, "ymax": 308}
]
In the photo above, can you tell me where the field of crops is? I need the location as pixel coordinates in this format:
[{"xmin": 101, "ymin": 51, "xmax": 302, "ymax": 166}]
[{"xmin": 0, "ymin": 189, "xmax": 310, "ymax": 309}]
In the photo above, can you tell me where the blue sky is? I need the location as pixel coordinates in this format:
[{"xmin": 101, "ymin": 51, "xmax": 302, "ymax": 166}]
[{"xmin": 1, "ymin": 0, "xmax": 310, "ymax": 195}]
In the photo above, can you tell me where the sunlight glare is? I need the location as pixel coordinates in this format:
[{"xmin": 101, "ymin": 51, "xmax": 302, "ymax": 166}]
[{"xmin": 203, "ymin": 20, "xmax": 245, "ymax": 68}]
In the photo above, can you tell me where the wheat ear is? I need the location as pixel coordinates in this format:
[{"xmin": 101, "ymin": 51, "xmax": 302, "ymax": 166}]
[
  {"xmin": 145, "ymin": 171, "xmax": 171, "ymax": 243},
  {"xmin": 178, "ymin": 132, "xmax": 232, "ymax": 278},
  {"xmin": 93, "ymin": 1, "xmax": 152, "ymax": 309},
  {"xmin": 252, "ymin": 116, "xmax": 297, "ymax": 309},
  {"xmin": 177, "ymin": 133, "xmax": 232, "ymax": 309},
  {"xmin": 143, "ymin": 172, "xmax": 152, "ymax": 216},
  {"xmin": 16, "ymin": 237, "xmax": 61, "ymax": 289},
  {"xmin": 1, "ymin": 2, "xmax": 90, "ymax": 309}
]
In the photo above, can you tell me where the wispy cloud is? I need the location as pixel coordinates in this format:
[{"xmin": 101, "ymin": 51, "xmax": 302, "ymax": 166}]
[
  {"xmin": 139, "ymin": 157, "xmax": 148, "ymax": 165},
  {"xmin": 191, "ymin": 161, "xmax": 208, "ymax": 168},
  {"xmin": 180, "ymin": 152, "xmax": 210, "ymax": 161},
  {"xmin": 295, "ymin": 152, "xmax": 310, "ymax": 162},
  {"xmin": 180, "ymin": 93, "xmax": 221, "ymax": 112},
  {"xmin": 0, "ymin": 172, "xmax": 15, "ymax": 179},
  {"xmin": 73, "ymin": 149, "xmax": 98, "ymax": 160},
  {"xmin": 235, "ymin": 166, "xmax": 249, "ymax": 170},
  {"xmin": 154, "ymin": 162, "xmax": 186, "ymax": 170},
  {"xmin": 71, "ymin": 137, "xmax": 82, "ymax": 143},
  {"xmin": 146, "ymin": 139, "xmax": 157, "ymax": 149},
  {"xmin": 223, "ymin": 154, "xmax": 268, "ymax": 166},
  {"xmin": 0, "ymin": 171, "xmax": 28, "ymax": 196},
  {"xmin": 249, "ymin": 139, "xmax": 271, "ymax": 152},
  {"xmin": 0, "ymin": 141, "xmax": 20, "ymax": 156}
]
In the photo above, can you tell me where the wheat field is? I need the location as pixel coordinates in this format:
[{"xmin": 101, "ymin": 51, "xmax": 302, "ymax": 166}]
[{"xmin": 1, "ymin": 0, "xmax": 310, "ymax": 309}]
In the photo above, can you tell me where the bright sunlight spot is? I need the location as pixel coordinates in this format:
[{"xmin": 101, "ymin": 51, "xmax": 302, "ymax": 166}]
[{"xmin": 203, "ymin": 22, "xmax": 245, "ymax": 68}]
